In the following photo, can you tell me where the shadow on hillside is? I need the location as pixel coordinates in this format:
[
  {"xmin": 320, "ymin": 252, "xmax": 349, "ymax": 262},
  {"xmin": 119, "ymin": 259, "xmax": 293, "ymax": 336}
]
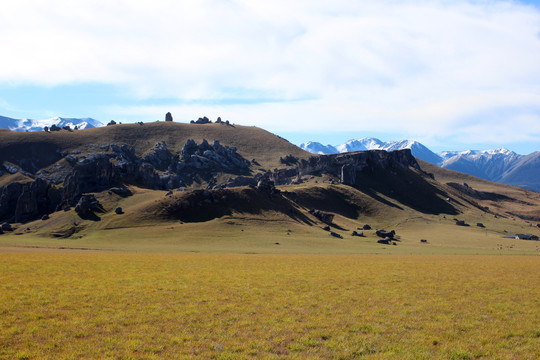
[
  {"xmin": 288, "ymin": 187, "xmax": 367, "ymax": 219},
  {"xmin": 354, "ymin": 166, "xmax": 459, "ymax": 215},
  {"xmin": 162, "ymin": 188, "xmax": 316, "ymax": 225},
  {"xmin": 77, "ymin": 211, "xmax": 102, "ymax": 221}
]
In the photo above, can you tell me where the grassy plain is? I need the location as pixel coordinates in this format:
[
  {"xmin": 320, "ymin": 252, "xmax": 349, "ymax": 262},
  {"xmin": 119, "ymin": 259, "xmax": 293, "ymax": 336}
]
[{"xmin": 1, "ymin": 252, "xmax": 538, "ymax": 359}]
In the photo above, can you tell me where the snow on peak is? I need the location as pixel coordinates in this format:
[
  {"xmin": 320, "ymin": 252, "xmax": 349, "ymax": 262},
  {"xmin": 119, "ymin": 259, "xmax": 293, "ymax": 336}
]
[
  {"xmin": 0, "ymin": 115, "xmax": 104, "ymax": 132},
  {"xmin": 299, "ymin": 141, "xmax": 338, "ymax": 154}
]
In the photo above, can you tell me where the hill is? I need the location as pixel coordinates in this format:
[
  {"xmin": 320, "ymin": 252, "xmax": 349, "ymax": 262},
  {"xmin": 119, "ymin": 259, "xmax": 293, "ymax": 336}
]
[{"xmin": 0, "ymin": 121, "xmax": 539, "ymax": 253}]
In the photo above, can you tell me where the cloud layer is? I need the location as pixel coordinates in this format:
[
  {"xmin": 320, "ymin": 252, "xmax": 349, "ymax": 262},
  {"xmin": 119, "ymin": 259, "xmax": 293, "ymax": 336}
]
[{"xmin": 1, "ymin": 0, "xmax": 540, "ymax": 149}]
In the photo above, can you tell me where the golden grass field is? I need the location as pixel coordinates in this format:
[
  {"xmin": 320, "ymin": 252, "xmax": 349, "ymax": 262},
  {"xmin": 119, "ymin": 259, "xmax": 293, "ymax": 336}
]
[{"xmin": 1, "ymin": 252, "xmax": 538, "ymax": 359}]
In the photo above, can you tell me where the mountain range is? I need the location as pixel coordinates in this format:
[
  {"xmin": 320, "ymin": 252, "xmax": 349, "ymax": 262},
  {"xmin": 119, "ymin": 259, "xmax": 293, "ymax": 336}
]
[
  {"xmin": 0, "ymin": 115, "xmax": 103, "ymax": 132},
  {"xmin": 300, "ymin": 138, "xmax": 540, "ymax": 192}
]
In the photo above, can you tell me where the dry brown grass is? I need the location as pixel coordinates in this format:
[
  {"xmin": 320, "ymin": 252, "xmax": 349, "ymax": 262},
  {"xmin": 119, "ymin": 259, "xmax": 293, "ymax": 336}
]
[
  {"xmin": 0, "ymin": 252, "xmax": 538, "ymax": 359},
  {"xmin": 0, "ymin": 122, "xmax": 310, "ymax": 170}
]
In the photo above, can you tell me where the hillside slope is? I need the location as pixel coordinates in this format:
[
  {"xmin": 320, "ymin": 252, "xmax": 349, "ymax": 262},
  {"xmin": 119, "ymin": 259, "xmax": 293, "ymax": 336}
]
[
  {"xmin": 1, "ymin": 122, "xmax": 539, "ymax": 253},
  {"xmin": 0, "ymin": 121, "xmax": 309, "ymax": 172}
]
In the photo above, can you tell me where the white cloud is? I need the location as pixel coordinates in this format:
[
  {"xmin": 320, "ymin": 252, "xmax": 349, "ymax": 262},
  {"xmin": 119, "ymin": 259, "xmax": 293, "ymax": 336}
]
[{"xmin": 1, "ymin": 0, "xmax": 540, "ymax": 147}]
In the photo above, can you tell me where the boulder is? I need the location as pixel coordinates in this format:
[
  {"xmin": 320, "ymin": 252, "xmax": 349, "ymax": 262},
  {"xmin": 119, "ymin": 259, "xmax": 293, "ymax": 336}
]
[
  {"xmin": 376, "ymin": 229, "xmax": 395, "ymax": 239},
  {"xmin": 322, "ymin": 225, "xmax": 330, "ymax": 231},
  {"xmin": 256, "ymin": 178, "xmax": 276, "ymax": 195},
  {"xmin": 74, "ymin": 195, "xmax": 101, "ymax": 216},
  {"xmin": 309, "ymin": 209, "xmax": 334, "ymax": 224},
  {"xmin": 195, "ymin": 116, "xmax": 211, "ymax": 124},
  {"xmin": 377, "ymin": 238, "xmax": 391, "ymax": 244},
  {"xmin": 115, "ymin": 207, "xmax": 123, "ymax": 215},
  {"xmin": 455, "ymin": 220, "xmax": 469, "ymax": 226},
  {"xmin": 107, "ymin": 120, "xmax": 117, "ymax": 126},
  {"xmin": 363, "ymin": 224, "xmax": 372, "ymax": 230},
  {"xmin": 351, "ymin": 231, "xmax": 363, "ymax": 237},
  {"xmin": 165, "ymin": 112, "xmax": 173, "ymax": 122},
  {"xmin": 330, "ymin": 231, "xmax": 342, "ymax": 239},
  {"xmin": 109, "ymin": 187, "xmax": 132, "ymax": 197},
  {"xmin": 1, "ymin": 223, "xmax": 12, "ymax": 231},
  {"xmin": 280, "ymin": 155, "xmax": 298, "ymax": 166},
  {"xmin": 41, "ymin": 214, "xmax": 49, "ymax": 221},
  {"xmin": 477, "ymin": 223, "xmax": 485, "ymax": 228}
]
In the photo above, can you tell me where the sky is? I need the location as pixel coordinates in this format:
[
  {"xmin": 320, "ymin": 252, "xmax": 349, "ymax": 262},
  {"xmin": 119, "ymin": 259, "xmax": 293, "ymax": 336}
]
[{"xmin": 1, "ymin": 0, "xmax": 540, "ymax": 154}]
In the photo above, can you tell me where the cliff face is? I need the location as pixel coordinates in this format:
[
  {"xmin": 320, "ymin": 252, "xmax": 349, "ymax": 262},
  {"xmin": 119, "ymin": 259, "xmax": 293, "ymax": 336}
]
[
  {"xmin": 298, "ymin": 149, "xmax": 420, "ymax": 186},
  {"xmin": 0, "ymin": 139, "xmax": 420, "ymax": 223}
]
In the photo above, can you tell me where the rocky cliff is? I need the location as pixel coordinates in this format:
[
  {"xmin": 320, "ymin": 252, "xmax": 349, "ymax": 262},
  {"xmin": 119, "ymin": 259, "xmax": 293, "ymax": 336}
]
[{"xmin": 0, "ymin": 137, "xmax": 419, "ymax": 223}]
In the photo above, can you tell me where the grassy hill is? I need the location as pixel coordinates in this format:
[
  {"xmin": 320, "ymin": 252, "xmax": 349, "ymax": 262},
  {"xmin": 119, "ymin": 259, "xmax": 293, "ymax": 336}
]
[
  {"xmin": 0, "ymin": 121, "xmax": 310, "ymax": 172},
  {"xmin": 0, "ymin": 122, "xmax": 539, "ymax": 254}
]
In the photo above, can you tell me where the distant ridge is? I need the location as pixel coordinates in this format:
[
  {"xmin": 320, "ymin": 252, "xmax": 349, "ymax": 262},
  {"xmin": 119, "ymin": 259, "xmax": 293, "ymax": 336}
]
[
  {"xmin": 300, "ymin": 138, "xmax": 442, "ymax": 165},
  {"xmin": 0, "ymin": 115, "xmax": 103, "ymax": 132},
  {"xmin": 300, "ymin": 138, "xmax": 539, "ymax": 192}
]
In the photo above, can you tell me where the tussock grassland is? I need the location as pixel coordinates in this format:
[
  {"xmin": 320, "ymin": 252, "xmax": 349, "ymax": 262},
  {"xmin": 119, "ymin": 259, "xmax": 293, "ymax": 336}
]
[
  {"xmin": 0, "ymin": 122, "xmax": 310, "ymax": 171},
  {"xmin": 1, "ymin": 252, "xmax": 538, "ymax": 359}
]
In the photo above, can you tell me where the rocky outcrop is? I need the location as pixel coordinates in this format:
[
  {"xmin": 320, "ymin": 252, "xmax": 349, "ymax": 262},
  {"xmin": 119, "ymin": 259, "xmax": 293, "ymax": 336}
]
[
  {"xmin": 75, "ymin": 194, "xmax": 101, "ymax": 216},
  {"xmin": 0, "ymin": 142, "xmax": 420, "ymax": 224},
  {"xmin": 14, "ymin": 178, "xmax": 52, "ymax": 223},
  {"xmin": 0, "ymin": 179, "xmax": 62, "ymax": 223},
  {"xmin": 109, "ymin": 187, "xmax": 132, "ymax": 197},
  {"xmin": 376, "ymin": 229, "xmax": 395, "ymax": 239},
  {"xmin": 297, "ymin": 149, "xmax": 419, "ymax": 185},
  {"xmin": 309, "ymin": 209, "xmax": 335, "ymax": 224},
  {"xmin": 256, "ymin": 178, "xmax": 278, "ymax": 197},
  {"xmin": 340, "ymin": 164, "xmax": 356, "ymax": 186},
  {"xmin": 144, "ymin": 142, "xmax": 172, "ymax": 171},
  {"xmin": 0, "ymin": 139, "xmax": 253, "ymax": 223},
  {"xmin": 191, "ymin": 116, "xmax": 211, "ymax": 124}
]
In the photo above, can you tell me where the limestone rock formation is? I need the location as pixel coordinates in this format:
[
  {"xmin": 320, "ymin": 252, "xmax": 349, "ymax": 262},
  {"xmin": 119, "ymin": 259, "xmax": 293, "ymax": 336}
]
[{"xmin": 74, "ymin": 194, "xmax": 101, "ymax": 216}]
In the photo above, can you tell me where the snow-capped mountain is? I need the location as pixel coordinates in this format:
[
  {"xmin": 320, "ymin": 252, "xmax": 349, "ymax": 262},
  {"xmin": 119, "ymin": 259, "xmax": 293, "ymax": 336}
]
[
  {"xmin": 0, "ymin": 115, "xmax": 103, "ymax": 132},
  {"xmin": 300, "ymin": 138, "xmax": 442, "ymax": 165},
  {"xmin": 334, "ymin": 138, "xmax": 384, "ymax": 153},
  {"xmin": 299, "ymin": 138, "xmax": 539, "ymax": 192},
  {"xmin": 300, "ymin": 141, "xmax": 339, "ymax": 154},
  {"xmin": 439, "ymin": 148, "xmax": 522, "ymax": 182},
  {"xmin": 499, "ymin": 151, "xmax": 540, "ymax": 192}
]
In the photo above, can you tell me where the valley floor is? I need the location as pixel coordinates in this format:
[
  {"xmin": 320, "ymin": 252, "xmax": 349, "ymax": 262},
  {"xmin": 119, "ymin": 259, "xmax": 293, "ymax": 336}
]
[{"xmin": 0, "ymin": 252, "xmax": 538, "ymax": 359}]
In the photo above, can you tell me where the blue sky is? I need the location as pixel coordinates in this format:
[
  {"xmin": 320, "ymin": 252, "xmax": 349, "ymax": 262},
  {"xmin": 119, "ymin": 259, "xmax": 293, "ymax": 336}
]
[{"xmin": 1, "ymin": 0, "xmax": 540, "ymax": 154}]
